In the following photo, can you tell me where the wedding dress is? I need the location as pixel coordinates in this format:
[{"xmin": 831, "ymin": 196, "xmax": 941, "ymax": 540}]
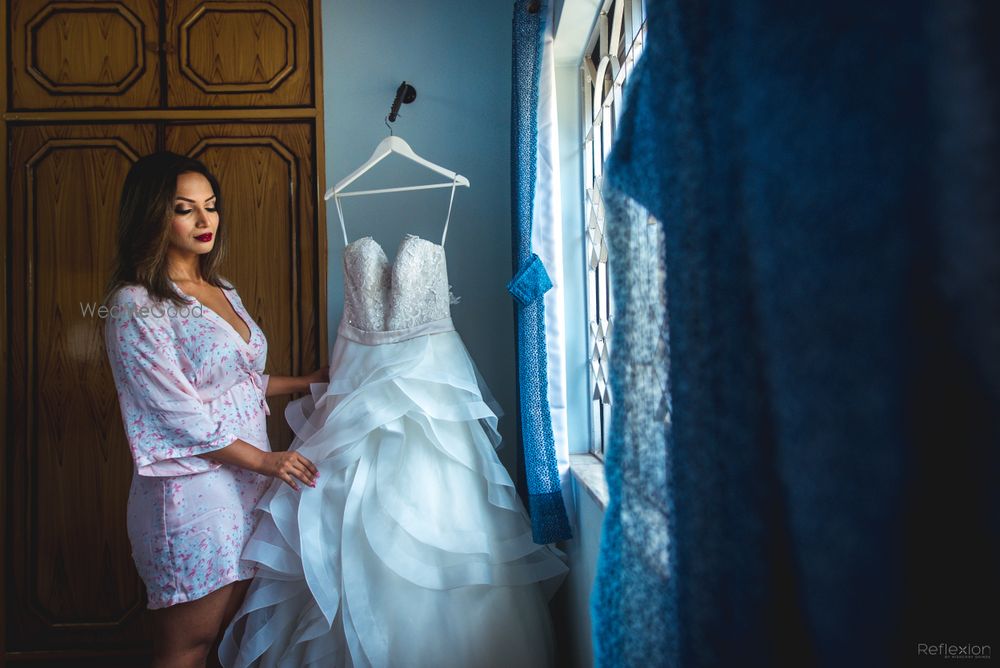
[{"xmin": 219, "ymin": 209, "xmax": 569, "ymax": 667}]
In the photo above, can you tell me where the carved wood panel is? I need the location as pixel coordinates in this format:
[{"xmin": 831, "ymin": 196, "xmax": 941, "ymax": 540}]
[
  {"xmin": 7, "ymin": 0, "xmax": 161, "ymax": 109},
  {"xmin": 165, "ymin": 0, "xmax": 314, "ymax": 108},
  {"xmin": 6, "ymin": 124, "xmax": 157, "ymax": 656}
]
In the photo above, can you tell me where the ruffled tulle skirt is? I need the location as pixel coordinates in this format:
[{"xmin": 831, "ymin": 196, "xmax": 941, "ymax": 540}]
[{"xmin": 219, "ymin": 325, "xmax": 569, "ymax": 668}]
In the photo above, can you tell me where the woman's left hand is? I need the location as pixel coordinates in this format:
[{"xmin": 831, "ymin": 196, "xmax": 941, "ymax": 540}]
[{"xmin": 304, "ymin": 365, "xmax": 329, "ymax": 386}]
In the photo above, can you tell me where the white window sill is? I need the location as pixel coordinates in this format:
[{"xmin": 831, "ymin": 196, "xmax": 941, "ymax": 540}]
[{"xmin": 570, "ymin": 453, "xmax": 609, "ymax": 510}]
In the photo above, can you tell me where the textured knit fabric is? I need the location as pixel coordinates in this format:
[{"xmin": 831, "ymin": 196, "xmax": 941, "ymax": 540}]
[
  {"xmin": 593, "ymin": 1, "xmax": 1000, "ymax": 666},
  {"xmin": 591, "ymin": 191, "xmax": 673, "ymax": 665},
  {"xmin": 509, "ymin": 0, "xmax": 572, "ymax": 544},
  {"xmin": 507, "ymin": 253, "xmax": 554, "ymax": 307}
]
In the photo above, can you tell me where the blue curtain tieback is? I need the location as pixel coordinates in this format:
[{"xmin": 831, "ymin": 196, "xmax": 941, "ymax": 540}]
[{"xmin": 507, "ymin": 253, "xmax": 553, "ymax": 306}]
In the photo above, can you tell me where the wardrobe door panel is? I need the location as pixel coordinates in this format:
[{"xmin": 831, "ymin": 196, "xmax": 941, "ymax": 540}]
[
  {"xmin": 164, "ymin": 0, "xmax": 314, "ymax": 108},
  {"xmin": 7, "ymin": 0, "xmax": 161, "ymax": 110},
  {"xmin": 6, "ymin": 123, "xmax": 157, "ymax": 655},
  {"xmin": 165, "ymin": 121, "xmax": 323, "ymax": 451}
]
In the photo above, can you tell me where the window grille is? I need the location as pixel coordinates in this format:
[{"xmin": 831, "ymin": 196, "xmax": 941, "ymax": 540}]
[{"xmin": 581, "ymin": 0, "xmax": 647, "ymax": 456}]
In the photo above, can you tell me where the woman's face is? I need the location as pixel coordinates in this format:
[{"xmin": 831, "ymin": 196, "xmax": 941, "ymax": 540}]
[{"xmin": 168, "ymin": 171, "xmax": 220, "ymax": 255}]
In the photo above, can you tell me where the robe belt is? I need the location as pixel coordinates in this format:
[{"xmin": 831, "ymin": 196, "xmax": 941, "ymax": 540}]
[{"xmin": 248, "ymin": 368, "xmax": 271, "ymax": 416}]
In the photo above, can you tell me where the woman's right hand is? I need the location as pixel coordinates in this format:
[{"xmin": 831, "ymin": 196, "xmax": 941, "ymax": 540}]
[{"xmin": 255, "ymin": 450, "xmax": 319, "ymax": 491}]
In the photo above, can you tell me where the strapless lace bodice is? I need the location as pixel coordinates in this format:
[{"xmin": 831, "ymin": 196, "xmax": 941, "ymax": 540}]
[{"xmin": 341, "ymin": 234, "xmax": 459, "ymax": 336}]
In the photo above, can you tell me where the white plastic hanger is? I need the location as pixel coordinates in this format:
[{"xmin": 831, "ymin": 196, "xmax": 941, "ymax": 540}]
[
  {"xmin": 325, "ymin": 133, "xmax": 470, "ymax": 246},
  {"xmin": 324, "ymin": 135, "xmax": 470, "ymax": 200}
]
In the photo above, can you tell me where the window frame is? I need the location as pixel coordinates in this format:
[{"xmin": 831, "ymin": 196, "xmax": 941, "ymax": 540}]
[{"xmin": 581, "ymin": 0, "xmax": 647, "ymax": 458}]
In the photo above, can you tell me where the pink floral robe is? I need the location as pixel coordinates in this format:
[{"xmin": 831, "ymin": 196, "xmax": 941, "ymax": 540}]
[{"xmin": 104, "ymin": 279, "xmax": 272, "ymax": 609}]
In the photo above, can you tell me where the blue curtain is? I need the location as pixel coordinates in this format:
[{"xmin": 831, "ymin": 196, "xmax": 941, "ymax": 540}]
[
  {"xmin": 591, "ymin": 190, "xmax": 673, "ymax": 665},
  {"xmin": 508, "ymin": 0, "xmax": 572, "ymax": 545},
  {"xmin": 593, "ymin": 1, "xmax": 1000, "ymax": 667}
]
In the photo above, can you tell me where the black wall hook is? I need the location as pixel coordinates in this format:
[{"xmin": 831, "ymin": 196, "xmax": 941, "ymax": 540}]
[{"xmin": 388, "ymin": 82, "xmax": 417, "ymax": 123}]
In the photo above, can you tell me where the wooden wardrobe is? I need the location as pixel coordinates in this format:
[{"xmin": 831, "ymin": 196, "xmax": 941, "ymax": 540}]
[{"xmin": 0, "ymin": 1, "xmax": 328, "ymax": 664}]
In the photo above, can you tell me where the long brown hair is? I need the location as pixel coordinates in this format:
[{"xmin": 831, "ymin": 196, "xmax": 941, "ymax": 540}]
[{"xmin": 104, "ymin": 151, "xmax": 230, "ymax": 308}]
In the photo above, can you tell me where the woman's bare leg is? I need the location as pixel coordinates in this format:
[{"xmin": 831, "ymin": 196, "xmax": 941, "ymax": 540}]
[
  {"xmin": 206, "ymin": 578, "xmax": 253, "ymax": 668},
  {"xmin": 149, "ymin": 581, "xmax": 240, "ymax": 668},
  {"xmin": 221, "ymin": 578, "xmax": 252, "ymax": 629}
]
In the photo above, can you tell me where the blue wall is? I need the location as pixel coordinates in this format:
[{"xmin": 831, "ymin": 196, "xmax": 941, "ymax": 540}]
[{"xmin": 321, "ymin": 1, "xmax": 518, "ymax": 473}]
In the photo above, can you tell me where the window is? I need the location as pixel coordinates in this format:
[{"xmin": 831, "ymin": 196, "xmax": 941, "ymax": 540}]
[{"xmin": 582, "ymin": 0, "xmax": 647, "ymax": 457}]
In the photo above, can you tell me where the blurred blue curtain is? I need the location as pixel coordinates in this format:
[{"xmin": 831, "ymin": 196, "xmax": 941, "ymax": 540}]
[
  {"xmin": 593, "ymin": 1, "xmax": 1000, "ymax": 666},
  {"xmin": 508, "ymin": 0, "xmax": 572, "ymax": 544}
]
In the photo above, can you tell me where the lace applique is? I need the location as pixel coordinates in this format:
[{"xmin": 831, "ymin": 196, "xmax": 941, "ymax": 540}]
[
  {"xmin": 342, "ymin": 234, "xmax": 453, "ymax": 332},
  {"xmin": 342, "ymin": 237, "xmax": 390, "ymax": 331}
]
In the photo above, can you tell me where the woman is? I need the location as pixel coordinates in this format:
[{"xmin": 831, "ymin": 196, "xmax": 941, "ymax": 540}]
[{"xmin": 103, "ymin": 151, "xmax": 325, "ymax": 668}]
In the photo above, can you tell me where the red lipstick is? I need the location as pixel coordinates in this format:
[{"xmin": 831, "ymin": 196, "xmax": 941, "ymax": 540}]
[{"xmin": 194, "ymin": 232, "xmax": 213, "ymax": 242}]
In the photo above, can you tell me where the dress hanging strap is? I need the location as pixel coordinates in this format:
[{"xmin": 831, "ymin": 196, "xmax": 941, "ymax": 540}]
[
  {"xmin": 334, "ymin": 194, "xmax": 349, "ymax": 246},
  {"xmin": 441, "ymin": 175, "xmax": 459, "ymax": 247}
]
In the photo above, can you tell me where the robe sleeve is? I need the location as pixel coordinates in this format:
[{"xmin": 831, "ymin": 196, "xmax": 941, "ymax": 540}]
[{"xmin": 104, "ymin": 294, "xmax": 239, "ymax": 477}]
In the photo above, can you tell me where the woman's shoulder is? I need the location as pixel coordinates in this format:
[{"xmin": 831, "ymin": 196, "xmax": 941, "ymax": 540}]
[
  {"xmin": 107, "ymin": 278, "xmax": 237, "ymax": 310},
  {"xmin": 107, "ymin": 281, "xmax": 198, "ymax": 305},
  {"xmin": 103, "ymin": 284, "xmax": 176, "ymax": 336},
  {"xmin": 106, "ymin": 283, "xmax": 153, "ymax": 308}
]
